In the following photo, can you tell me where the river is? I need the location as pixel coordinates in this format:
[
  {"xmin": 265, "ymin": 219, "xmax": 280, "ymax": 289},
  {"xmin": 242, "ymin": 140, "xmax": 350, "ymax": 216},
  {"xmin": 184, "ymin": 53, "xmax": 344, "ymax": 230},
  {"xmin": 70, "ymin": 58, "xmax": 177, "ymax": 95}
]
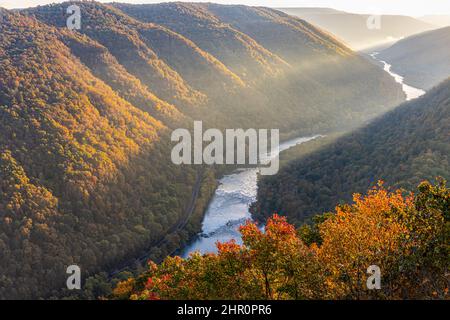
[
  {"xmin": 181, "ymin": 135, "xmax": 322, "ymax": 257},
  {"xmin": 370, "ymin": 53, "xmax": 425, "ymax": 101},
  {"xmin": 181, "ymin": 53, "xmax": 426, "ymax": 257}
]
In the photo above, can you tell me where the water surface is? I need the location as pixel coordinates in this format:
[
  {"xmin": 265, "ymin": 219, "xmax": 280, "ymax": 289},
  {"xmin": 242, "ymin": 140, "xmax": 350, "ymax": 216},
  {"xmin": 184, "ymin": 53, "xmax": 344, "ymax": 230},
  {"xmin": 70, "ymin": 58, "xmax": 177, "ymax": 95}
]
[
  {"xmin": 370, "ymin": 53, "xmax": 425, "ymax": 101},
  {"xmin": 182, "ymin": 135, "xmax": 322, "ymax": 256}
]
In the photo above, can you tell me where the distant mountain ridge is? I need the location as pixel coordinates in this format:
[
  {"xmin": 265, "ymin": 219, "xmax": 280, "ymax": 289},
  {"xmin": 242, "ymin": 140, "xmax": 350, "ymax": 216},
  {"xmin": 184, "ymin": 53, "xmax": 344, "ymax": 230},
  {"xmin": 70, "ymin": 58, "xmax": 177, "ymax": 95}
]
[{"xmin": 278, "ymin": 7, "xmax": 437, "ymax": 51}]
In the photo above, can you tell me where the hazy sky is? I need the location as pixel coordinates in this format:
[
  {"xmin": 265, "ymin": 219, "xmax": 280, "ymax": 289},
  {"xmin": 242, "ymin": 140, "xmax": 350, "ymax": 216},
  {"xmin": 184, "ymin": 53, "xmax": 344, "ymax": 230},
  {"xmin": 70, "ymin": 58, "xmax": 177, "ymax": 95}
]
[{"xmin": 1, "ymin": 0, "xmax": 450, "ymax": 16}]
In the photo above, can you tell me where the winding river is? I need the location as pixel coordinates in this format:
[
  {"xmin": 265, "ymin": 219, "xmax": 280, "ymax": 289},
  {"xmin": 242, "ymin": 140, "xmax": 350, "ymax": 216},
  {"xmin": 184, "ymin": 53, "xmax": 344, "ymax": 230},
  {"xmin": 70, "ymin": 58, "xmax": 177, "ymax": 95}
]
[
  {"xmin": 181, "ymin": 135, "xmax": 321, "ymax": 256},
  {"xmin": 370, "ymin": 53, "xmax": 425, "ymax": 101},
  {"xmin": 181, "ymin": 53, "xmax": 426, "ymax": 257}
]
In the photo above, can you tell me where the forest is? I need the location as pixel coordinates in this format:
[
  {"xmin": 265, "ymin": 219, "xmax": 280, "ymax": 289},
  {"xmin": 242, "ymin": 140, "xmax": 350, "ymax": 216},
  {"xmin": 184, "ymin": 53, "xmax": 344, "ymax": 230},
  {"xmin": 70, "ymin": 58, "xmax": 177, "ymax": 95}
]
[{"xmin": 254, "ymin": 77, "xmax": 450, "ymax": 226}]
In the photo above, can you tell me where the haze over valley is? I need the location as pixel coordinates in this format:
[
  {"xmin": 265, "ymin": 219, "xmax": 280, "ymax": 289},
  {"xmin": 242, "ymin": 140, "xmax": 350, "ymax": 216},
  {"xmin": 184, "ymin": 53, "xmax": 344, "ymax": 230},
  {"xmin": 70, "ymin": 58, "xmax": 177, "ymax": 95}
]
[{"xmin": 0, "ymin": 1, "xmax": 448, "ymax": 300}]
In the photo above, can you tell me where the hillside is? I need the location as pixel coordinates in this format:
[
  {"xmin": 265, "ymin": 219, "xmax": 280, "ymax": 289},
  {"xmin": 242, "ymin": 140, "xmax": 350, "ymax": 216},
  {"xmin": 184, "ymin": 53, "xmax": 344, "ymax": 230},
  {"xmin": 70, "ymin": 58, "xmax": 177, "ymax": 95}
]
[
  {"xmin": 253, "ymin": 78, "xmax": 450, "ymax": 225},
  {"xmin": 378, "ymin": 27, "xmax": 450, "ymax": 90},
  {"xmin": 278, "ymin": 8, "xmax": 437, "ymax": 51},
  {"xmin": 0, "ymin": 8, "xmax": 214, "ymax": 299},
  {"xmin": 56, "ymin": 30, "xmax": 185, "ymax": 127},
  {"xmin": 24, "ymin": 2, "xmax": 406, "ymax": 134}
]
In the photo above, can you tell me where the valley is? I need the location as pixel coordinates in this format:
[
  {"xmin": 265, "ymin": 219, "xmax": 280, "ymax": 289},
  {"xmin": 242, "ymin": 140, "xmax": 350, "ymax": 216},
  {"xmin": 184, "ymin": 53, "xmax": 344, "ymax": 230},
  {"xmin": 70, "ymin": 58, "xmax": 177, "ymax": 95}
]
[
  {"xmin": 181, "ymin": 50, "xmax": 427, "ymax": 257},
  {"xmin": 181, "ymin": 135, "xmax": 321, "ymax": 257},
  {"xmin": 0, "ymin": 1, "xmax": 448, "ymax": 301},
  {"xmin": 1, "ymin": 2, "xmax": 404, "ymax": 299}
]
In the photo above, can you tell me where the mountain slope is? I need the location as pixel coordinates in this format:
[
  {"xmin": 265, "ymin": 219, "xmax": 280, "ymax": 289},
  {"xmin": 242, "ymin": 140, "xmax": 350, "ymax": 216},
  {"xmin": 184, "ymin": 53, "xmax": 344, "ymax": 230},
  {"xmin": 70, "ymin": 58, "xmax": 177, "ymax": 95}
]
[
  {"xmin": 254, "ymin": 78, "xmax": 450, "ymax": 225},
  {"xmin": 24, "ymin": 3, "xmax": 211, "ymax": 111},
  {"xmin": 58, "ymin": 30, "xmax": 185, "ymax": 127},
  {"xmin": 27, "ymin": 2, "xmax": 291, "ymax": 130},
  {"xmin": 0, "ymin": 9, "xmax": 204, "ymax": 299},
  {"xmin": 206, "ymin": 5, "xmax": 353, "ymax": 60},
  {"xmin": 194, "ymin": 3, "xmax": 407, "ymax": 126},
  {"xmin": 378, "ymin": 27, "xmax": 450, "ymax": 90},
  {"xmin": 113, "ymin": 2, "xmax": 406, "ymax": 135},
  {"xmin": 420, "ymin": 15, "xmax": 450, "ymax": 28},
  {"xmin": 279, "ymin": 8, "xmax": 437, "ymax": 51}
]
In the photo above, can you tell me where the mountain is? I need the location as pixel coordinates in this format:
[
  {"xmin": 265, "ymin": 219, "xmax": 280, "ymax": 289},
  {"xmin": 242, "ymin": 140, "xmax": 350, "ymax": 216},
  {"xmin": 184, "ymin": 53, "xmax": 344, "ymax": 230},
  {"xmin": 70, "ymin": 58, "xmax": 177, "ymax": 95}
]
[
  {"xmin": 113, "ymin": 2, "xmax": 406, "ymax": 135},
  {"xmin": 56, "ymin": 30, "xmax": 185, "ymax": 127},
  {"xmin": 113, "ymin": 2, "xmax": 288, "ymax": 82},
  {"xmin": 278, "ymin": 8, "xmax": 437, "ymax": 51},
  {"xmin": 115, "ymin": 182, "xmax": 449, "ymax": 300},
  {"xmin": 253, "ymin": 78, "xmax": 450, "ymax": 225},
  {"xmin": 378, "ymin": 27, "xmax": 450, "ymax": 90},
  {"xmin": 0, "ymin": 2, "xmax": 406, "ymax": 299},
  {"xmin": 24, "ymin": 3, "xmax": 231, "ymax": 126},
  {"xmin": 420, "ymin": 15, "xmax": 450, "ymax": 28},
  {"xmin": 25, "ymin": 2, "xmax": 407, "ymax": 134}
]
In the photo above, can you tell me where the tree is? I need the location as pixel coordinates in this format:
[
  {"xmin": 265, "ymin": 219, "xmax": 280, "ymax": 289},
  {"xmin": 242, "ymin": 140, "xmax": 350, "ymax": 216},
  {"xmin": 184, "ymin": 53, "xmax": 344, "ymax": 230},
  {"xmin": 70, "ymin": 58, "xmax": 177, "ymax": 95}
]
[{"xmin": 114, "ymin": 181, "xmax": 449, "ymax": 300}]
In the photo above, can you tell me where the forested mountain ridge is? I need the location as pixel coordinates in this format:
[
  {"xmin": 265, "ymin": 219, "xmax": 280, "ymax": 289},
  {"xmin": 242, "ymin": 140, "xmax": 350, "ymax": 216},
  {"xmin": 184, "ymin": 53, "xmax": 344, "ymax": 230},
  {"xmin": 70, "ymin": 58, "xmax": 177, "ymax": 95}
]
[
  {"xmin": 0, "ymin": 9, "xmax": 208, "ymax": 299},
  {"xmin": 112, "ymin": 2, "xmax": 406, "ymax": 135},
  {"xmin": 116, "ymin": 181, "xmax": 449, "ymax": 300},
  {"xmin": 253, "ymin": 77, "xmax": 450, "ymax": 225},
  {"xmin": 113, "ymin": 2, "xmax": 289, "ymax": 81},
  {"xmin": 58, "ymin": 30, "xmax": 186, "ymax": 127},
  {"xmin": 26, "ymin": 1, "xmax": 406, "ymax": 133},
  {"xmin": 23, "ymin": 3, "xmax": 208, "ymax": 113},
  {"xmin": 378, "ymin": 27, "xmax": 450, "ymax": 90},
  {"xmin": 0, "ymin": 2, "xmax": 408, "ymax": 299},
  {"xmin": 28, "ymin": 2, "xmax": 285, "ymax": 131},
  {"xmin": 204, "ymin": 4, "xmax": 353, "ymax": 59}
]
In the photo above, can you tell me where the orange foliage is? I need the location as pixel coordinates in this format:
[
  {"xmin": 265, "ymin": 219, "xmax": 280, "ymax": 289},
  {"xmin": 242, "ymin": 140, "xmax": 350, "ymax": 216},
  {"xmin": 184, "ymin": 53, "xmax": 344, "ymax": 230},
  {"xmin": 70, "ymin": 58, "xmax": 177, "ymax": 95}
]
[{"xmin": 115, "ymin": 181, "xmax": 449, "ymax": 300}]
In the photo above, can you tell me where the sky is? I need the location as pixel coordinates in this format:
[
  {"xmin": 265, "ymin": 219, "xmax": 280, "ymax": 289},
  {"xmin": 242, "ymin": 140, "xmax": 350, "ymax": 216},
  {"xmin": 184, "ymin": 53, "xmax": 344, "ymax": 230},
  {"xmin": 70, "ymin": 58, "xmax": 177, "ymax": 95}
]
[{"xmin": 1, "ymin": 0, "xmax": 450, "ymax": 16}]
